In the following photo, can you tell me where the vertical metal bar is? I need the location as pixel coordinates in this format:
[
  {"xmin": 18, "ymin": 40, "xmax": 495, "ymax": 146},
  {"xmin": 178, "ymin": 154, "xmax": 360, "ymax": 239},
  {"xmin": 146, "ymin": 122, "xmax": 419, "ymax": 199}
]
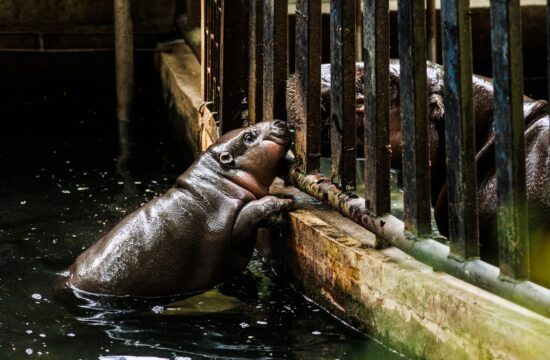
[
  {"xmin": 398, "ymin": 1, "xmax": 432, "ymax": 236},
  {"xmin": 294, "ymin": 0, "xmax": 322, "ymax": 173},
  {"xmin": 200, "ymin": 0, "xmax": 206, "ymax": 97},
  {"xmin": 441, "ymin": 0, "xmax": 479, "ymax": 260},
  {"xmin": 363, "ymin": 0, "xmax": 390, "ymax": 216},
  {"xmin": 427, "ymin": 0, "xmax": 438, "ymax": 62},
  {"xmin": 249, "ymin": 0, "xmax": 264, "ymax": 125},
  {"xmin": 114, "ymin": 0, "xmax": 134, "ymax": 124},
  {"xmin": 490, "ymin": 0, "xmax": 529, "ymax": 280},
  {"xmin": 330, "ymin": 0, "xmax": 356, "ymax": 190},
  {"xmin": 547, "ymin": 0, "xmax": 550, "ymax": 100},
  {"xmin": 220, "ymin": 0, "xmax": 250, "ymax": 132},
  {"xmin": 356, "ymin": 0, "xmax": 363, "ymax": 61},
  {"xmin": 263, "ymin": 0, "xmax": 289, "ymax": 121}
]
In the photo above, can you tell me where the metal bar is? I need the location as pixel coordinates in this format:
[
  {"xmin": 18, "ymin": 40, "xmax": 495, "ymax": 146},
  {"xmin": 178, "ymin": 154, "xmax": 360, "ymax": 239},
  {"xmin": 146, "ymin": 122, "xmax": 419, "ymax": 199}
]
[
  {"xmin": 427, "ymin": 0, "xmax": 438, "ymax": 62},
  {"xmin": 114, "ymin": 0, "xmax": 134, "ymax": 124},
  {"xmin": 330, "ymin": 0, "xmax": 356, "ymax": 190},
  {"xmin": 262, "ymin": 0, "xmax": 289, "ymax": 121},
  {"xmin": 441, "ymin": 0, "xmax": 479, "ymax": 260},
  {"xmin": 201, "ymin": 0, "xmax": 206, "ymax": 98},
  {"xmin": 249, "ymin": 0, "xmax": 264, "ymax": 125},
  {"xmin": 294, "ymin": 0, "xmax": 322, "ymax": 173},
  {"xmin": 363, "ymin": 0, "xmax": 390, "ymax": 216},
  {"xmin": 490, "ymin": 0, "xmax": 529, "ymax": 280},
  {"xmin": 547, "ymin": 0, "xmax": 550, "ymax": 99},
  {"xmin": 220, "ymin": 0, "xmax": 250, "ymax": 132},
  {"xmin": 397, "ymin": 1, "xmax": 432, "ymax": 236},
  {"xmin": 290, "ymin": 169, "xmax": 550, "ymax": 318}
]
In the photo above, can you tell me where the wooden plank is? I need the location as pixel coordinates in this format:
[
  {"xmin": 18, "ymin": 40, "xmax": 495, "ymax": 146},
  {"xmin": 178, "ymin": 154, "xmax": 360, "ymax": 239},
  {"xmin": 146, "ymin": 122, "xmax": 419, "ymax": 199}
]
[
  {"xmin": 397, "ymin": 1, "xmax": 432, "ymax": 236},
  {"xmin": 249, "ymin": 0, "xmax": 264, "ymax": 125},
  {"xmin": 219, "ymin": 0, "xmax": 249, "ymax": 132},
  {"xmin": 363, "ymin": 0, "xmax": 391, "ymax": 216},
  {"xmin": 262, "ymin": 0, "xmax": 288, "ymax": 121},
  {"xmin": 441, "ymin": 0, "xmax": 479, "ymax": 260},
  {"xmin": 490, "ymin": 0, "xmax": 529, "ymax": 280},
  {"xmin": 294, "ymin": 0, "xmax": 322, "ymax": 173},
  {"xmin": 330, "ymin": 0, "xmax": 356, "ymax": 190}
]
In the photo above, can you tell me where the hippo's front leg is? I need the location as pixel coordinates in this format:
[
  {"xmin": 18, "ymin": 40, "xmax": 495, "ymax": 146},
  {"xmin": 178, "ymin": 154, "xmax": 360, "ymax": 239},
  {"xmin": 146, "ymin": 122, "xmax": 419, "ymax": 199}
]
[{"xmin": 229, "ymin": 196, "xmax": 292, "ymax": 270}]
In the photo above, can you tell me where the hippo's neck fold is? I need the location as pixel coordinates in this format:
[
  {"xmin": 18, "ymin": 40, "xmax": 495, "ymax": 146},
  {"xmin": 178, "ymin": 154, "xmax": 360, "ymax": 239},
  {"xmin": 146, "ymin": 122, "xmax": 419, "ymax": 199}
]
[{"xmin": 175, "ymin": 154, "xmax": 258, "ymax": 202}]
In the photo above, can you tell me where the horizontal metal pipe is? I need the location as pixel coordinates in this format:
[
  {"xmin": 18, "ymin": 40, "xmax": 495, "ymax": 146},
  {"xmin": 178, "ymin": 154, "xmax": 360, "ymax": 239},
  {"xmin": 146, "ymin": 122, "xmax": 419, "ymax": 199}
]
[{"xmin": 290, "ymin": 168, "xmax": 550, "ymax": 318}]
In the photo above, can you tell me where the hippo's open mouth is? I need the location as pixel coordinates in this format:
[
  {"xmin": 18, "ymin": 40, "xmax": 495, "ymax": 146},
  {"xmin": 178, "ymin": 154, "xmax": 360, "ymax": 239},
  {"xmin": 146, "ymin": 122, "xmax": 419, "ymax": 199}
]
[{"xmin": 267, "ymin": 120, "xmax": 291, "ymax": 148}]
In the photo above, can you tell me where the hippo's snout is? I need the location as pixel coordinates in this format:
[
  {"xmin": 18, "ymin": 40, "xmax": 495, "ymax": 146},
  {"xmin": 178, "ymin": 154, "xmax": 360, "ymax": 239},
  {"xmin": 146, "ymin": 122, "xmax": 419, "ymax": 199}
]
[{"xmin": 268, "ymin": 120, "xmax": 291, "ymax": 146}]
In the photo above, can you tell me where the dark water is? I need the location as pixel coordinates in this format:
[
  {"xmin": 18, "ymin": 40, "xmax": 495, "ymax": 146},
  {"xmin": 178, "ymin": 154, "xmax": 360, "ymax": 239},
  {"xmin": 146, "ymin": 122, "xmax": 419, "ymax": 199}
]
[{"xmin": 0, "ymin": 102, "xmax": 403, "ymax": 359}]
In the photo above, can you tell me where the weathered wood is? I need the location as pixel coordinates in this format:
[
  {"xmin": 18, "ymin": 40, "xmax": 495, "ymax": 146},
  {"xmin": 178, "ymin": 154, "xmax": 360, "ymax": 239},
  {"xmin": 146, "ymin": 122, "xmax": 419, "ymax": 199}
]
[
  {"xmin": 441, "ymin": 0, "xmax": 479, "ymax": 260},
  {"xmin": 262, "ymin": 0, "xmax": 288, "ymax": 121},
  {"xmin": 330, "ymin": 0, "xmax": 356, "ymax": 190},
  {"xmin": 397, "ymin": 1, "xmax": 432, "ymax": 236},
  {"xmin": 220, "ymin": 0, "xmax": 250, "ymax": 132},
  {"xmin": 363, "ymin": 0, "xmax": 390, "ymax": 216},
  {"xmin": 294, "ymin": 0, "xmax": 322, "ymax": 173},
  {"xmin": 490, "ymin": 0, "xmax": 529, "ymax": 280},
  {"xmin": 249, "ymin": 0, "xmax": 264, "ymax": 125}
]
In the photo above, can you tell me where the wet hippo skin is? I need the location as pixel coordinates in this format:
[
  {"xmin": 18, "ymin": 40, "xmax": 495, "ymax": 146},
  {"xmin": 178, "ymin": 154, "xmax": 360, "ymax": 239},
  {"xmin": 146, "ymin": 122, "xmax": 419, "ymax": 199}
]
[
  {"xmin": 287, "ymin": 61, "xmax": 550, "ymax": 286},
  {"xmin": 57, "ymin": 120, "xmax": 292, "ymax": 297}
]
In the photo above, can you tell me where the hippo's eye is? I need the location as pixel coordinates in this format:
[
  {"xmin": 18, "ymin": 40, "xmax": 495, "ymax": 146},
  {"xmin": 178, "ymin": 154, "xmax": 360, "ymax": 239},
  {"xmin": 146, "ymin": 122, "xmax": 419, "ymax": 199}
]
[{"xmin": 243, "ymin": 132, "xmax": 257, "ymax": 145}]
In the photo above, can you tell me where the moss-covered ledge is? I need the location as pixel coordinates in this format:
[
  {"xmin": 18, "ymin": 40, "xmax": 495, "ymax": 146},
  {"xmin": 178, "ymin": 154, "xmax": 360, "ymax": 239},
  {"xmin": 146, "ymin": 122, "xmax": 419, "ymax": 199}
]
[{"xmin": 264, "ymin": 179, "xmax": 550, "ymax": 360}]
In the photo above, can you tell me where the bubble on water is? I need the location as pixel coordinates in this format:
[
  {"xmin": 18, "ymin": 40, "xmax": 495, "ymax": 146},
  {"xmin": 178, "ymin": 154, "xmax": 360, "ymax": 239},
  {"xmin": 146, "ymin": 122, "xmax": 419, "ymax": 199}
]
[
  {"xmin": 134, "ymin": 181, "xmax": 142, "ymax": 185},
  {"xmin": 25, "ymin": 348, "xmax": 33, "ymax": 355},
  {"xmin": 25, "ymin": 330, "xmax": 32, "ymax": 334},
  {"xmin": 20, "ymin": 201, "xmax": 27, "ymax": 205},
  {"xmin": 66, "ymin": 333, "xmax": 75, "ymax": 337},
  {"xmin": 39, "ymin": 333, "xmax": 46, "ymax": 338},
  {"xmin": 77, "ymin": 187, "xmax": 89, "ymax": 191},
  {"xmin": 311, "ymin": 331, "xmax": 322, "ymax": 335},
  {"xmin": 31, "ymin": 293, "xmax": 42, "ymax": 300},
  {"xmin": 61, "ymin": 190, "xmax": 71, "ymax": 194},
  {"xmin": 256, "ymin": 320, "xmax": 267, "ymax": 325},
  {"xmin": 239, "ymin": 322, "xmax": 250, "ymax": 329}
]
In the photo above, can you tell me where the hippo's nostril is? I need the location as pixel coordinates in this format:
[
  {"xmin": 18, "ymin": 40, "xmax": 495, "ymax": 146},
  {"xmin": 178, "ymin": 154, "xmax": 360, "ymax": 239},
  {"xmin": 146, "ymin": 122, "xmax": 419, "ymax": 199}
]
[{"xmin": 272, "ymin": 120, "xmax": 286, "ymax": 129}]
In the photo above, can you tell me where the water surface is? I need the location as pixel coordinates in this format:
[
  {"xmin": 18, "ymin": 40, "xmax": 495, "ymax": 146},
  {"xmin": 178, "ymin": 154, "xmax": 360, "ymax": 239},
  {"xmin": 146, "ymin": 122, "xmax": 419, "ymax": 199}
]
[{"xmin": 0, "ymin": 103, "xmax": 403, "ymax": 359}]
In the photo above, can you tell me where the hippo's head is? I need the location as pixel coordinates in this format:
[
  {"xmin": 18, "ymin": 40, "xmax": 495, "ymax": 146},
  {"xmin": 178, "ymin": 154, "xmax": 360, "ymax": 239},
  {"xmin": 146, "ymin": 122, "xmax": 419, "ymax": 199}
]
[{"xmin": 207, "ymin": 120, "xmax": 291, "ymax": 197}]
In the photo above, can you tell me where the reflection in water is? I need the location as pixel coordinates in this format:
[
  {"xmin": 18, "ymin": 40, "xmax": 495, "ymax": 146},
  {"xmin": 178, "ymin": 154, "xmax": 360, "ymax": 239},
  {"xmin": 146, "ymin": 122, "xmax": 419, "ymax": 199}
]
[{"xmin": 0, "ymin": 103, "xmax": 403, "ymax": 359}]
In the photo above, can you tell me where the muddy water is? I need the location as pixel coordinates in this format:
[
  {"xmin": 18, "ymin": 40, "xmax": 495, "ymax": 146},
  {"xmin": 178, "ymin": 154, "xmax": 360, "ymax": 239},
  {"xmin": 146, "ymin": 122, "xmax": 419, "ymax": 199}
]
[{"xmin": 0, "ymin": 103, "xmax": 403, "ymax": 359}]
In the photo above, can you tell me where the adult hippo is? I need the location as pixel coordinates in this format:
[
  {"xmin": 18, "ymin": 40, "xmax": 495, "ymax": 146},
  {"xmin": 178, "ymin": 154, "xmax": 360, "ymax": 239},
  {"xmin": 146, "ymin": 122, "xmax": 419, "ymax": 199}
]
[
  {"xmin": 57, "ymin": 120, "xmax": 292, "ymax": 297},
  {"xmin": 287, "ymin": 61, "xmax": 549, "ymax": 286}
]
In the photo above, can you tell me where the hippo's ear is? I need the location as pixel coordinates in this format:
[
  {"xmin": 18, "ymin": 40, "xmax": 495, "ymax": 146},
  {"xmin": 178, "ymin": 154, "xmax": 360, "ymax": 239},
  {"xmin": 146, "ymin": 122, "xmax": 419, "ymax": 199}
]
[{"xmin": 219, "ymin": 151, "xmax": 234, "ymax": 165}]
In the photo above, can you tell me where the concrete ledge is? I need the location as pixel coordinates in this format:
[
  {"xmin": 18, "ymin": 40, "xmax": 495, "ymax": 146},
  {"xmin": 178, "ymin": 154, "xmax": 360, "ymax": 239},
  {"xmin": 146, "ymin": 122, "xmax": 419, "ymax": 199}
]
[
  {"xmin": 156, "ymin": 40, "xmax": 205, "ymax": 163},
  {"xmin": 264, "ymin": 180, "xmax": 550, "ymax": 360}
]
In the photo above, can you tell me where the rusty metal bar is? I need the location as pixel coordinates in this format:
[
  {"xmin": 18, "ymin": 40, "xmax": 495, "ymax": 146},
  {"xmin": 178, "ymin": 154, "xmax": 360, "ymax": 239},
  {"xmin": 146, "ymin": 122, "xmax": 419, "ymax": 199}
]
[
  {"xmin": 441, "ymin": 0, "xmax": 479, "ymax": 260},
  {"xmin": 262, "ymin": 0, "xmax": 288, "ymax": 121},
  {"xmin": 294, "ymin": 0, "xmax": 322, "ymax": 173},
  {"xmin": 289, "ymin": 169, "xmax": 550, "ymax": 318},
  {"xmin": 330, "ymin": 0, "xmax": 356, "ymax": 190},
  {"xmin": 363, "ymin": 0, "xmax": 390, "ymax": 216},
  {"xmin": 427, "ymin": 0, "xmax": 438, "ymax": 62},
  {"xmin": 397, "ymin": 1, "xmax": 432, "ymax": 236},
  {"xmin": 114, "ymin": 0, "xmax": 134, "ymax": 125},
  {"xmin": 490, "ymin": 0, "xmax": 529, "ymax": 280},
  {"xmin": 219, "ymin": 0, "xmax": 250, "ymax": 132},
  {"xmin": 249, "ymin": 0, "xmax": 264, "ymax": 125}
]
